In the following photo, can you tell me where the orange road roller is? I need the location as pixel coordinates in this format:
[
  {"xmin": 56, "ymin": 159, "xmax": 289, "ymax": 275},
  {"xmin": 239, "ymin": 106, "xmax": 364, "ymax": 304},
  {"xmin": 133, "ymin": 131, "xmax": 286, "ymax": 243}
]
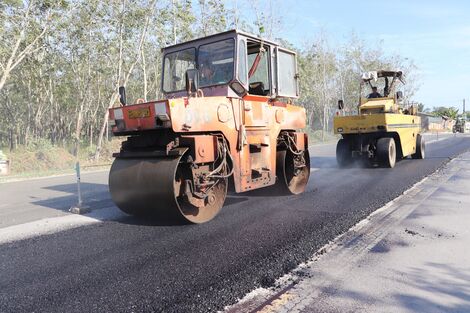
[{"xmin": 108, "ymin": 30, "xmax": 310, "ymax": 223}]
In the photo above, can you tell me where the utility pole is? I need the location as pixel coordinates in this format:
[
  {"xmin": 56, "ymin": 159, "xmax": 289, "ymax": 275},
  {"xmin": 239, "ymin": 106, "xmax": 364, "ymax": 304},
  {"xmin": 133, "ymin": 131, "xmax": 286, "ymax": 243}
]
[{"xmin": 463, "ymin": 98, "xmax": 466, "ymax": 114}]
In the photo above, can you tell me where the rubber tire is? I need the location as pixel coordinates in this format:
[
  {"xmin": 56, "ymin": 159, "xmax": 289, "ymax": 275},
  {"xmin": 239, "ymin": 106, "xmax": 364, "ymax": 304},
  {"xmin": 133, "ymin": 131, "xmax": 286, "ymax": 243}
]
[
  {"xmin": 377, "ymin": 137, "xmax": 396, "ymax": 168},
  {"xmin": 336, "ymin": 138, "xmax": 352, "ymax": 168},
  {"xmin": 412, "ymin": 134, "xmax": 425, "ymax": 159}
]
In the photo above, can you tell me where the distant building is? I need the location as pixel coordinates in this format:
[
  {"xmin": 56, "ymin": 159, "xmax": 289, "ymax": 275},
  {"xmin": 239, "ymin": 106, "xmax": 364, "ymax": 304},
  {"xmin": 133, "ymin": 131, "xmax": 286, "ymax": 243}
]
[{"xmin": 418, "ymin": 112, "xmax": 454, "ymax": 131}]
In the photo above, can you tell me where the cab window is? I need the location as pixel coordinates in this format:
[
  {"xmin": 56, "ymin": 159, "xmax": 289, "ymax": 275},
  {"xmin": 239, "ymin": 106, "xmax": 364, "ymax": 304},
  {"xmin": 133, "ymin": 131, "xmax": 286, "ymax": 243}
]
[
  {"xmin": 247, "ymin": 41, "xmax": 270, "ymax": 96},
  {"xmin": 163, "ymin": 48, "xmax": 196, "ymax": 93},
  {"xmin": 238, "ymin": 39, "xmax": 248, "ymax": 86},
  {"xmin": 198, "ymin": 39, "xmax": 235, "ymax": 87}
]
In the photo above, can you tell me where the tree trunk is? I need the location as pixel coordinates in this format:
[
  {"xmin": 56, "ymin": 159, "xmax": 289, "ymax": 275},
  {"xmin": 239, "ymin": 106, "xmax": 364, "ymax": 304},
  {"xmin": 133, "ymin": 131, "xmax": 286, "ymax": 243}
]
[{"xmin": 94, "ymin": 2, "xmax": 152, "ymax": 161}]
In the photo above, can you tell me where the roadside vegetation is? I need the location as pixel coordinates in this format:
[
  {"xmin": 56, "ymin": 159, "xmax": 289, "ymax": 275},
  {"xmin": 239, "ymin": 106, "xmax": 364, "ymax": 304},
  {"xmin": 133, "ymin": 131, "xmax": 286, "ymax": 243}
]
[
  {"xmin": 0, "ymin": 139, "xmax": 121, "ymax": 180},
  {"xmin": 1, "ymin": 0, "xmax": 421, "ymax": 175}
]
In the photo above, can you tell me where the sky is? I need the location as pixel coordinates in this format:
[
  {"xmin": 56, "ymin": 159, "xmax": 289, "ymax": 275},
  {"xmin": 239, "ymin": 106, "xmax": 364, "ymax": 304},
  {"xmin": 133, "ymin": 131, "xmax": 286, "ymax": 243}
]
[{"xmin": 272, "ymin": 0, "xmax": 470, "ymax": 111}]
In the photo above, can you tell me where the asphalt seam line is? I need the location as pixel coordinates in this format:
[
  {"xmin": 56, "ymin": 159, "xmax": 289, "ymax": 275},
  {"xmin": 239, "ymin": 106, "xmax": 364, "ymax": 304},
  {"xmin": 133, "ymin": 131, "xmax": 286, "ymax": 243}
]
[{"xmin": 0, "ymin": 206, "xmax": 124, "ymax": 245}]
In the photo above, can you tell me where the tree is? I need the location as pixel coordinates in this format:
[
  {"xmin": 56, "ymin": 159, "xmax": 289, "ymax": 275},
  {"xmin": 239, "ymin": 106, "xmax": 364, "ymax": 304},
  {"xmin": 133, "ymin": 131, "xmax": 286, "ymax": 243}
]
[
  {"xmin": 249, "ymin": 0, "xmax": 282, "ymax": 39},
  {"xmin": 298, "ymin": 32, "xmax": 338, "ymax": 140},
  {"xmin": 196, "ymin": 0, "xmax": 227, "ymax": 37},
  {"xmin": 0, "ymin": 0, "xmax": 423, "ymax": 156},
  {"xmin": 94, "ymin": 0, "xmax": 156, "ymax": 160},
  {"xmin": 417, "ymin": 103, "xmax": 425, "ymax": 112},
  {"xmin": 432, "ymin": 106, "xmax": 459, "ymax": 119},
  {"xmin": 0, "ymin": 0, "xmax": 65, "ymax": 94}
]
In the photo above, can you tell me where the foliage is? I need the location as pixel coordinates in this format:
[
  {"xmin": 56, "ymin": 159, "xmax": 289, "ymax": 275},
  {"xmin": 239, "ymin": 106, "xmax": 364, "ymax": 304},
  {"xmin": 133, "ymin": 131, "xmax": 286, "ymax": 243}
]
[
  {"xmin": 297, "ymin": 31, "xmax": 420, "ymax": 139},
  {"xmin": 417, "ymin": 103, "xmax": 425, "ymax": 112},
  {"xmin": 0, "ymin": 0, "xmax": 423, "ymax": 155},
  {"xmin": 432, "ymin": 106, "xmax": 459, "ymax": 119}
]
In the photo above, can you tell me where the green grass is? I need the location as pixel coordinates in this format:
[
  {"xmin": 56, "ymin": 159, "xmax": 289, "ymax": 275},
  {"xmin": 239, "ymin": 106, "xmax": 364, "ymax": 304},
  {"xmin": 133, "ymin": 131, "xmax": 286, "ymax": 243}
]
[
  {"xmin": 0, "ymin": 164, "xmax": 111, "ymax": 183},
  {"xmin": 0, "ymin": 139, "xmax": 121, "ymax": 182}
]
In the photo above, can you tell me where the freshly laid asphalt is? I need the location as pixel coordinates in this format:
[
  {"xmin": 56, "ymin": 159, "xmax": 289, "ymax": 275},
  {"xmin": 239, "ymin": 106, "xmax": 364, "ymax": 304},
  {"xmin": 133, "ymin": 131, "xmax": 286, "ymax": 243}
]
[{"xmin": 0, "ymin": 133, "xmax": 469, "ymax": 313}]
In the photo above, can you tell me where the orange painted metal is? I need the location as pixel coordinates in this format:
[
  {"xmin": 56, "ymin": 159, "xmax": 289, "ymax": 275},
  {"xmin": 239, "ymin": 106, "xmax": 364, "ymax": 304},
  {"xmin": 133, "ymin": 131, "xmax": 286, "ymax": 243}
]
[
  {"xmin": 242, "ymin": 94, "xmax": 269, "ymax": 102},
  {"xmin": 180, "ymin": 135, "xmax": 217, "ymax": 164},
  {"xmin": 293, "ymin": 132, "xmax": 306, "ymax": 151},
  {"xmin": 111, "ymin": 101, "xmax": 169, "ymax": 132},
  {"xmin": 109, "ymin": 95, "xmax": 307, "ymax": 193}
]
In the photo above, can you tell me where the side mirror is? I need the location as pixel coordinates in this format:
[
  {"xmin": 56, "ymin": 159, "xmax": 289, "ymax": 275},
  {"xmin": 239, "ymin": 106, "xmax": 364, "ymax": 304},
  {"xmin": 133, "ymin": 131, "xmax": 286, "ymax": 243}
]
[
  {"xmin": 338, "ymin": 99, "xmax": 344, "ymax": 110},
  {"xmin": 396, "ymin": 91, "xmax": 403, "ymax": 99},
  {"xmin": 118, "ymin": 86, "xmax": 126, "ymax": 106},
  {"xmin": 185, "ymin": 69, "xmax": 199, "ymax": 94}
]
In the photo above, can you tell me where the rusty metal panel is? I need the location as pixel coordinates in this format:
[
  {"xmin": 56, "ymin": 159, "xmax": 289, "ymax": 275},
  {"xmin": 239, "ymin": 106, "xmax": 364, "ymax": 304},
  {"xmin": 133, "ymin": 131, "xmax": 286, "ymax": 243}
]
[
  {"xmin": 181, "ymin": 135, "xmax": 217, "ymax": 164},
  {"xmin": 109, "ymin": 101, "xmax": 170, "ymax": 132},
  {"xmin": 112, "ymin": 94, "xmax": 307, "ymax": 194},
  {"xmin": 293, "ymin": 132, "xmax": 306, "ymax": 151}
]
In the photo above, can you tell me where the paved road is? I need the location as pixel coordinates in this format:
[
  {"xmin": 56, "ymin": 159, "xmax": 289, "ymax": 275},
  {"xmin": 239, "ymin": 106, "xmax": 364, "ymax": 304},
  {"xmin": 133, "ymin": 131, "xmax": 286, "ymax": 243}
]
[{"xmin": 0, "ymin": 133, "xmax": 468, "ymax": 313}]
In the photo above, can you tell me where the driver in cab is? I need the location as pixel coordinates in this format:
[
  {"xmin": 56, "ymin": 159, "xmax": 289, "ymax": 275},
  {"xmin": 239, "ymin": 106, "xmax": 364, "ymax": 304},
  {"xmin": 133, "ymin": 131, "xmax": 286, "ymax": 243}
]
[
  {"xmin": 368, "ymin": 86, "xmax": 382, "ymax": 99},
  {"xmin": 199, "ymin": 60, "xmax": 229, "ymax": 86},
  {"xmin": 200, "ymin": 63, "xmax": 216, "ymax": 86}
]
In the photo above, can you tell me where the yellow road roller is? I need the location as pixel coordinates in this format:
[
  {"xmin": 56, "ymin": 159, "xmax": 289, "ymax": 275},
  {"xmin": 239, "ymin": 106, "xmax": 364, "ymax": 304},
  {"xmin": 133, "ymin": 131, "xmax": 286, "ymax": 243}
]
[{"xmin": 334, "ymin": 70, "xmax": 425, "ymax": 168}]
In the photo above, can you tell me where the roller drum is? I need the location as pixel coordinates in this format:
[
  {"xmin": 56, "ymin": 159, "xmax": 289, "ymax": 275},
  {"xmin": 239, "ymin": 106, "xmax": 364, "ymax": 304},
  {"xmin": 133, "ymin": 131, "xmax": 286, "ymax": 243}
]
[
  {"xmin": 109, "ymin": 157, "xmax": 182, "ymax": 220},
  {"xmin": 109, "ymin": 156, "xmax": 227, "ymax": 223}
]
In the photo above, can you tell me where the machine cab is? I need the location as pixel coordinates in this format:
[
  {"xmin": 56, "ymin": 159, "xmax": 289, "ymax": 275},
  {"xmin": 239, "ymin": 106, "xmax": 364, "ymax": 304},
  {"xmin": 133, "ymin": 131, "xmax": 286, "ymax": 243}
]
[
  {"xmin": 161, "ymin": 29, "xmax": 299, "ymax": 100},
  {"xmin": 358, "ymin": 70, "xmax": 407, "ymax": 114}
]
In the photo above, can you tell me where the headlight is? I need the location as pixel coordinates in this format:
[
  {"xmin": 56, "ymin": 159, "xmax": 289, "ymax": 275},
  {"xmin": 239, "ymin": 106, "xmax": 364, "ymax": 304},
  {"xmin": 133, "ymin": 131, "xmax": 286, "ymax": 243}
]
[
  {"xmin": 114, "ymin": 108, "xmax": 123, "ymax": 120},
  {"xmin": 337, "ymin": 127, "xmax": 343, "ymax": 132},
  {"xmin": 154, "ymin": 102, "xmax": 170, "ymax": 121}
]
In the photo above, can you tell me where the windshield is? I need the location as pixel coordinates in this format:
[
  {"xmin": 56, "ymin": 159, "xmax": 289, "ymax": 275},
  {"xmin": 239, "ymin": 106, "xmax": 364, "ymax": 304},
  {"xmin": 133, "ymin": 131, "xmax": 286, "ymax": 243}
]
[
  {"xmin": 163, "ymin": 39, "xmax": 235, "ymax": 93},
  {"xmin": 199, "ymin": 39, "xmax": 235, "ymax": 87},
  {"xmin": 163, "ymin": 48, "xmax": 196, "ymax": 93}
]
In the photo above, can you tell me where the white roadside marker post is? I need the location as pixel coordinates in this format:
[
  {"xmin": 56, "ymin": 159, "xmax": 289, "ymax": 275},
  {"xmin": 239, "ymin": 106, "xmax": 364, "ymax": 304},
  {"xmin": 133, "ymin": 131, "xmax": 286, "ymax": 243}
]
[{"xmin": 69, "ymin": 161, "xmax": 90, "ymax": 214}]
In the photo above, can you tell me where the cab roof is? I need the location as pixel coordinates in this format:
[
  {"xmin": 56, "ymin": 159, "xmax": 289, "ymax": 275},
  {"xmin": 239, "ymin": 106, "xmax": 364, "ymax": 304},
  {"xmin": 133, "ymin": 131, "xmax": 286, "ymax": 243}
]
[
  {"xmin": 361, "ymin": 70, "xmax": 404, "ymax": 83},
  {"xmin": 162, "ymin": 29, "xmax": 293, "ymax": 54}
]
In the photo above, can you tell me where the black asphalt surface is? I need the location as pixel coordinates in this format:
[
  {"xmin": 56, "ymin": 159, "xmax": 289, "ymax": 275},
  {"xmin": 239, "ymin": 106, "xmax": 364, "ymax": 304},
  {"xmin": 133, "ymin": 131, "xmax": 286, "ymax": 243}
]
[{"xmin": 1, "ymin": 135, "xmax": 469, "ymax": 313}]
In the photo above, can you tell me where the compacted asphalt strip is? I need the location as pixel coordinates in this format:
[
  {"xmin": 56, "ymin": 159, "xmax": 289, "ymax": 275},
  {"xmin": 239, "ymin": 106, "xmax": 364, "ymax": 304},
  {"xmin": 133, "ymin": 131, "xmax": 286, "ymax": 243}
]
[{"xmin": 0, "ymin": 133, "xmax": 469, "ymax": 313}]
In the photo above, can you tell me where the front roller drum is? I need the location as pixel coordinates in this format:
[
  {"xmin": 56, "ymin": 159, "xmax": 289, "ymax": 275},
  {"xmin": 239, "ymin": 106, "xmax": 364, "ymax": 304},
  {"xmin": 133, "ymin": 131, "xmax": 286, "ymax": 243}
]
[
  {"xmin": 276, "ymin": 148, "xmax": 310, "ymax": 195},
  {"xmin": 109, "ymin": 157, "xmax": 227, "ymax": 223}
]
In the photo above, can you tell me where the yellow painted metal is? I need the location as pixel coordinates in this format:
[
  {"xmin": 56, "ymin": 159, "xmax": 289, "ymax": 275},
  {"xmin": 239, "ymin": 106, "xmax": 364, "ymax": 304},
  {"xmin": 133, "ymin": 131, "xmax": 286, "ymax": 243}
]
[{"xmin": 359, "ymin": 98, "xmax": 396, "ymax": 113}]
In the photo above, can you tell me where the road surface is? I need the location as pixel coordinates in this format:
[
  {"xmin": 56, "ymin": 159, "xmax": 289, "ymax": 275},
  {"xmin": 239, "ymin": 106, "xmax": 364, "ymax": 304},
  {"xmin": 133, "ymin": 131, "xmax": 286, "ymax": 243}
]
[{"xmin": 0, "ymin": 132, "xmax": 468, "ymax": 313}]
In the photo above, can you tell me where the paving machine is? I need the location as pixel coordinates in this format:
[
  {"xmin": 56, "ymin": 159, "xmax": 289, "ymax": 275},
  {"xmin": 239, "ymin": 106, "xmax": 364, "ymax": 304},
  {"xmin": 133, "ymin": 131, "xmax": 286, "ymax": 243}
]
[
  {"xmin": 108, "ymin": 30, "xmax": 310, "ymax": 223},
  {"xmin": 334, "ymin": 70, "xmax": 425, "ymax": 168}
]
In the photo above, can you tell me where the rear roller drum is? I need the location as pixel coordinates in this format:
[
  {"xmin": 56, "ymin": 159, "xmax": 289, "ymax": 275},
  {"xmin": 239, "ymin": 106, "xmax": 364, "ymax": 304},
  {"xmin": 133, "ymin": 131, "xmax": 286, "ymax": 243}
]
[
  {"xmin": 109, "ymin": 156, "xmax": 227, "ymax": 223},
  {"xmin": 276, "ymin": 148, "xmax": 310, "ymax": 195}
]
